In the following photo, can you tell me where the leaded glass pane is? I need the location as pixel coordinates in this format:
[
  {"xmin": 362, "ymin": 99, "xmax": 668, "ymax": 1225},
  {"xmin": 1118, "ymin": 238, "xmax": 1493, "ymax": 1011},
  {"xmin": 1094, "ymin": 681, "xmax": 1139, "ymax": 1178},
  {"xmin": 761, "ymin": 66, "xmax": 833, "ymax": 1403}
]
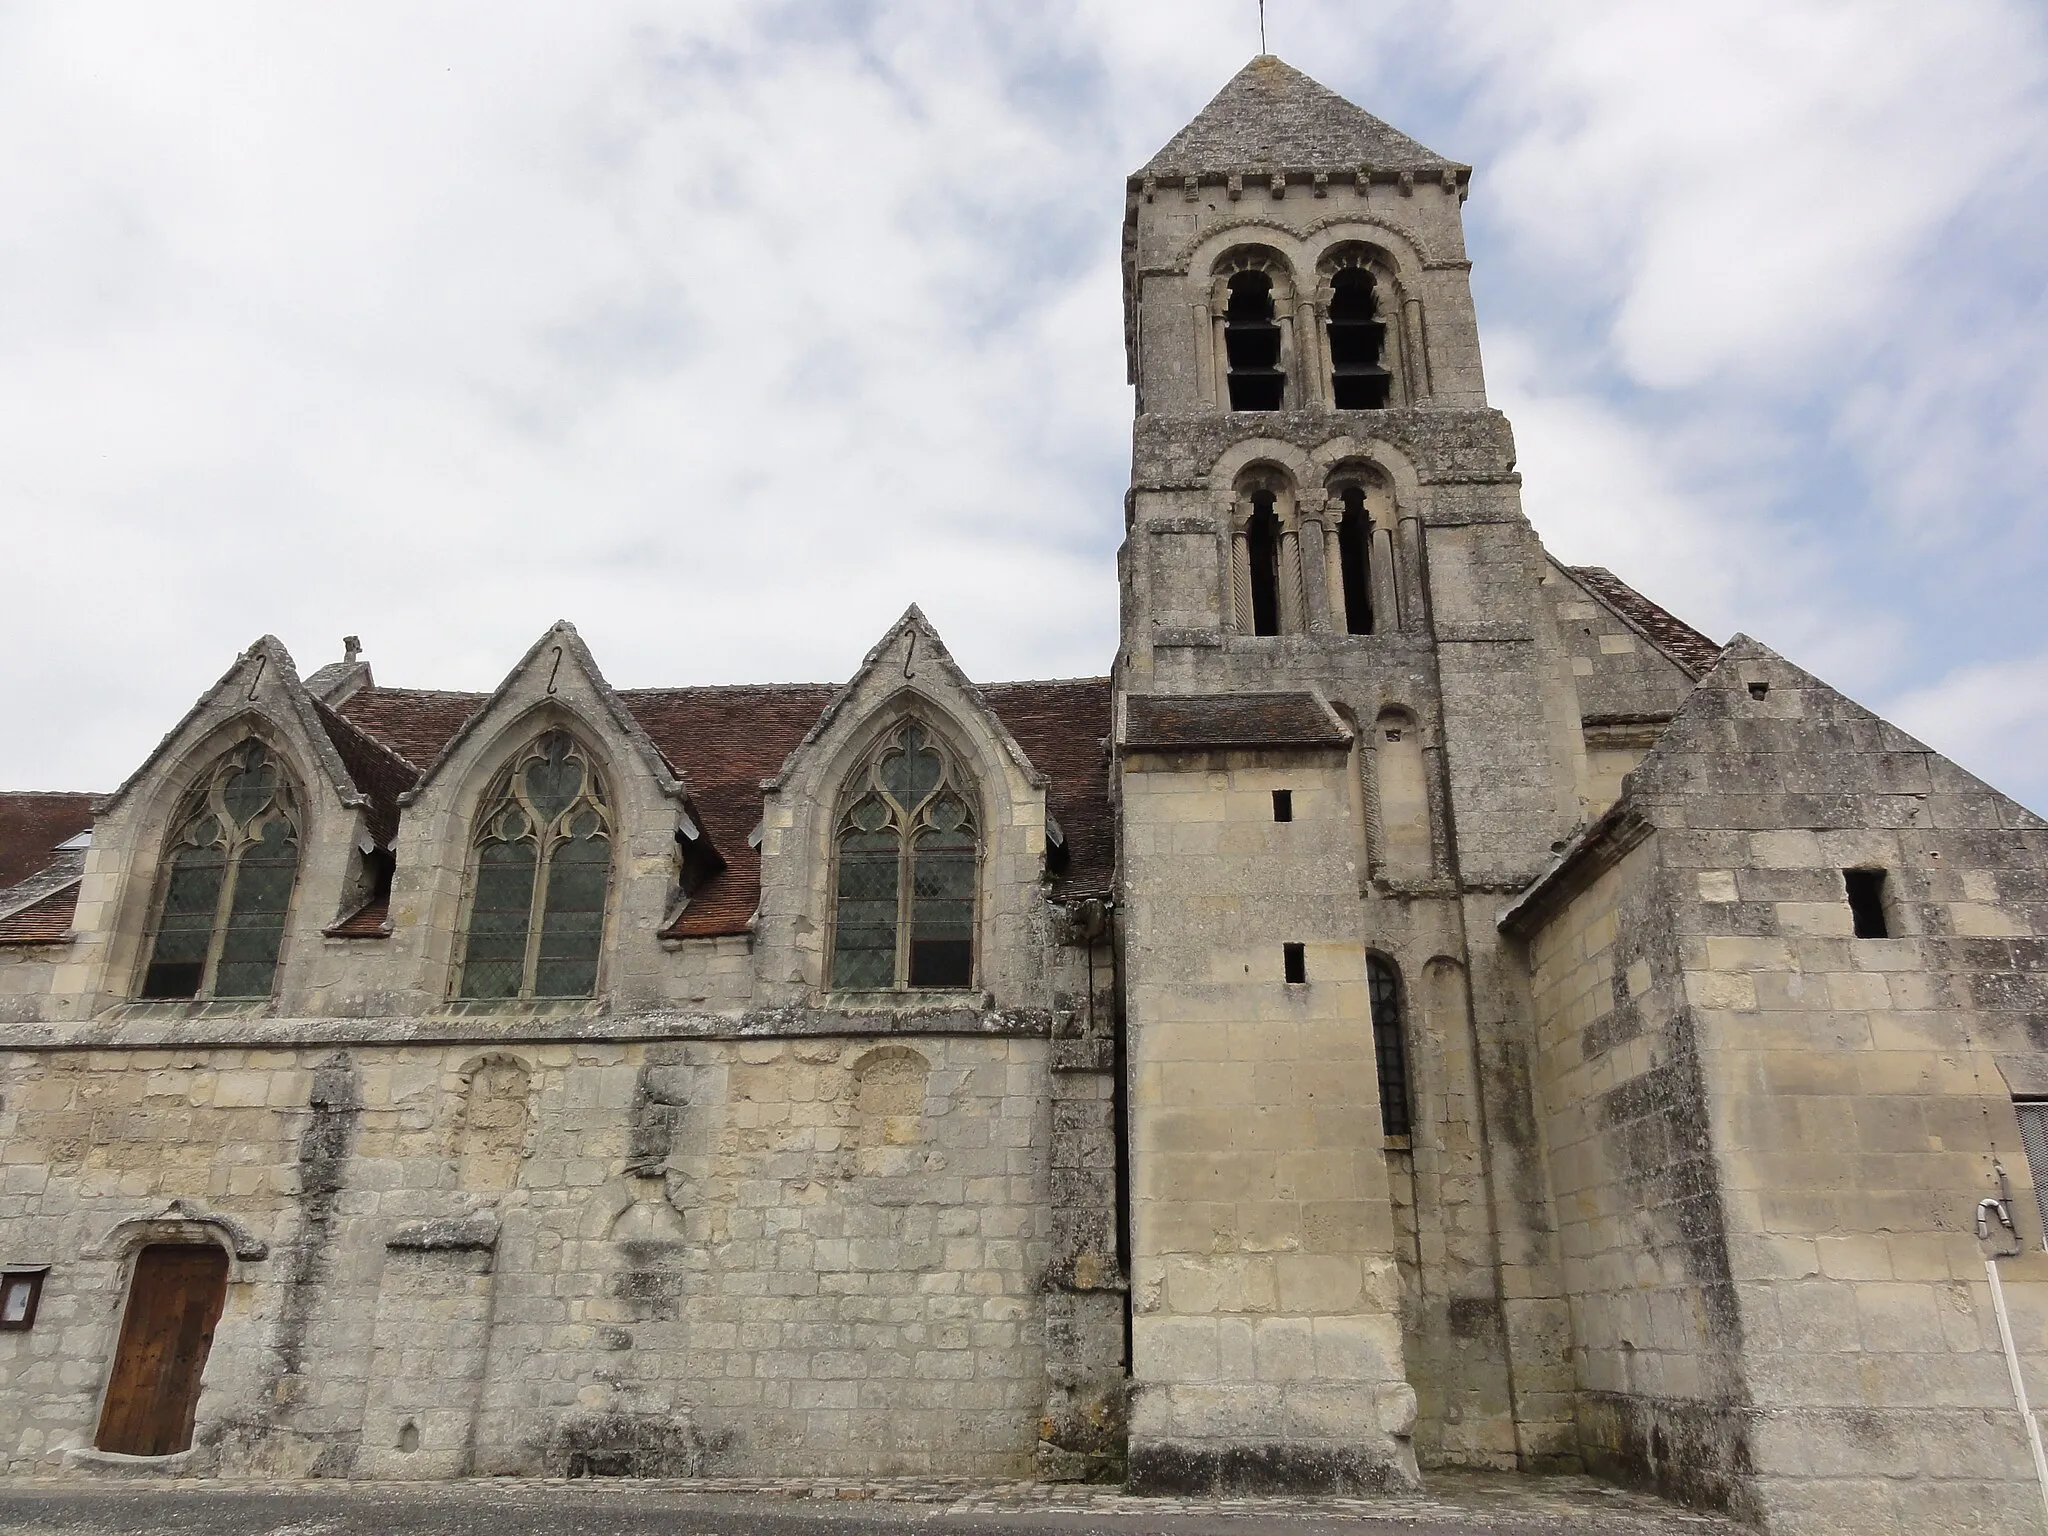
[
  {"xmin": 877, "ymin": 727, "xmax": 943, "ymax": 807},
  {"xmin": 908, "ymin": 824, "xmax": 975, "ymax": 988},
  {"xmin": 214, "ymin": 818, "xmax": 299, "ymax": 998},
  {"xmin": 460, "ymin": 838, "xmax": 538, "ymax": 1000},
  {"xmin": 832, "ymin": 821, "xmax": 899, "ymax": 989},
  {"xmin": 533, "ymin": 828, "xmax": 609, "ymax": 998},
  {"xmin": 524, "ymin": 733, "xmax": 583, "ymax": 826},
  {"xmin": 221, "ymin": 747, "xmax": 280, "ymax": 827},
  {"xmin": 141, "ymin": 844, "xmax": 225, "ymax": 999}
]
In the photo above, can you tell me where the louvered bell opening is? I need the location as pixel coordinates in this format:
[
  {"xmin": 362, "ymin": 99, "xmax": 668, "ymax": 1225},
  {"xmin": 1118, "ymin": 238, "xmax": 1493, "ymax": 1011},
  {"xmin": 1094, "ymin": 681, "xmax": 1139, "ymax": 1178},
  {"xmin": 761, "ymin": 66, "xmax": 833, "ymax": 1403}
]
[{"xmin": 1328, "ymin": 318, "xmax": 1391, "ymax": 409}]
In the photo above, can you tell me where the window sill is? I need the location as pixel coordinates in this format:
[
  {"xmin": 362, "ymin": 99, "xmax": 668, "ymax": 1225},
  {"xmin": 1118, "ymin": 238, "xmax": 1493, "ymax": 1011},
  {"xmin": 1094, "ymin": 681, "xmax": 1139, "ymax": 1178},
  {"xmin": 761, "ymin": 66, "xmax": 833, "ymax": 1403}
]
[
  {"xmin": 1383, "ymin": 1134, "xmax": 1413, "ymax": 1152},
  {"xmin": 825, "ymin": 989, "xmax": 991, "ymax": 1014},
  {"xmin": 432, "ymin": 997, "xmax": 609, "ymax": 1019},
  {"xmin": 102, "ymin": 999, "xmax": 274, "ymax": 1024}
]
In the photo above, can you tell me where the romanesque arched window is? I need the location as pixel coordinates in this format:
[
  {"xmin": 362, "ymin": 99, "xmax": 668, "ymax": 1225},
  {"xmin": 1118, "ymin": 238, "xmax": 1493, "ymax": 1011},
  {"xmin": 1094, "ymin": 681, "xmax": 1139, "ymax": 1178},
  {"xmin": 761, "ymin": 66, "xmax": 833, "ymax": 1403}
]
[
  {"xmin": 457, "ymin": 729, "xmax": 613, "ymax": 1000},
  {"xmin": 1246, "ymin": 488, "xmax": 1284, "ymax": 636},
  {"xmin": 830, "ymin": 722, "xmax": 979, "ymax": 991},
  {"xmin": 1368, "ymin": 955, "xmax": 1411, "ymax": 1139},
  {"xmin": 1224, "ymin": 269, "xmax": 1286, "ymax": 411},
  {"xmin": 1335, "ymin": 483, "xmax": 1374, "ymax": 635},
  {"xmin": 1326, "ymin": 265, "xmax": 1391, "ymax": 409},
  {"xmin": 140, "ymin": 740, "xmax": 301, "ymax": 1000}
]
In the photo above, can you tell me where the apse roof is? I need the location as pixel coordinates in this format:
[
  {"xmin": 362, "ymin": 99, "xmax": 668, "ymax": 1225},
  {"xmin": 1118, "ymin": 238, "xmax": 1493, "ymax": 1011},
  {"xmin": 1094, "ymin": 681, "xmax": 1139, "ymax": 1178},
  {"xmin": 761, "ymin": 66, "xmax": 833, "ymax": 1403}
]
[{"xmin": 1138, "ymin": 55, "xmax": 1457, "ymax": 180}]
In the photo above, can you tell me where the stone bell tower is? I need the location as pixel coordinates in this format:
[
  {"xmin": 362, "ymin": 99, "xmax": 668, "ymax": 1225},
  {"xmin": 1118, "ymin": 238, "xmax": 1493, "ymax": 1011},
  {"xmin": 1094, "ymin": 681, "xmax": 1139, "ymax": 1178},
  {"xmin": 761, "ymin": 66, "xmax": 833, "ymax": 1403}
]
[{"xmin": 1113, "ymin": 57, "xmax": 1588, "ymax": 1490}]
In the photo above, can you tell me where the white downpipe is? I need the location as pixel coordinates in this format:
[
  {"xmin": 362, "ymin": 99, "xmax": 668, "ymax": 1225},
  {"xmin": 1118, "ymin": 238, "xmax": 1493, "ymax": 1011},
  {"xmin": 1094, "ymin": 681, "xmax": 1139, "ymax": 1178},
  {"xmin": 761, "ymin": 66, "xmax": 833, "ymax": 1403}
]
[{"xmin": 1987, "ymin": 1256, "xmax": 2048, "ymax": 1531}]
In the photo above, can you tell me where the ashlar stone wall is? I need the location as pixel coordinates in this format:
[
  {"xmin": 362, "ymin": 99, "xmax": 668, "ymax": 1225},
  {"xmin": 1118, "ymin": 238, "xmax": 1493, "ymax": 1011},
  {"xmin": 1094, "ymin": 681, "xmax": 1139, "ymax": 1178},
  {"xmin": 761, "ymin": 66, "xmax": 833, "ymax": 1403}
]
[{"xmin": 0, "ymin": 1028, "xmax": 1058, "ymax": 1479}]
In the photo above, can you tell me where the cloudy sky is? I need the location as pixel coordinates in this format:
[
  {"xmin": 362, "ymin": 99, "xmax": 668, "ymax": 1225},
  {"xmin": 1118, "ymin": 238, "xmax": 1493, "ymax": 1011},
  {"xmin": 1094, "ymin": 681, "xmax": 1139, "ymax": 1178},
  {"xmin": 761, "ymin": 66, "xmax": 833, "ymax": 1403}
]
[{"xmin": 3, "ymin": 1, "xmax": 2045, "ymax": 808}]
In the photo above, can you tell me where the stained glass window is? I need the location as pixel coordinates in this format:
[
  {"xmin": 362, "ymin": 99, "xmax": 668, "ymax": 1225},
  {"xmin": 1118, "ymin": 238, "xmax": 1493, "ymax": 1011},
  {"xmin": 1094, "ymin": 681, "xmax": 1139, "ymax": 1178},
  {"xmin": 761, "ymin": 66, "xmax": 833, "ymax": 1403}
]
[
  {"xmin": 458, "ymin": 731, "xmax": 613, "ymax": 1000},
  {"xmin": 829, "ymin": 723, "xmax": 979, "ymax": 991},
  {"xmin": 140, "ymin": 741, "xmax": 302, "ymax": 1000}
]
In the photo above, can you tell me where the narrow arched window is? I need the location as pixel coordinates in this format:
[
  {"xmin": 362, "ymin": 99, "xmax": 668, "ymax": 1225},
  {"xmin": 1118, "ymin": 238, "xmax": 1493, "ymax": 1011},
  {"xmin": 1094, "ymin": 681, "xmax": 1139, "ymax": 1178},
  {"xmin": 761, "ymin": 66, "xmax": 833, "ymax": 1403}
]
[
  {"xmin": 458, "ymin": 730, "xmax": 613, "ymax": 1000},
  {"xmin": 1224, "ymin": 270, "xmax": 1286, "ymax": 411},
  {"xmin": 1327, "ymin": 267, "xmax": 1391, "ymax": 409},
  {"xmin": 1368, "ymin": 955, "xmax": 1411, "ymax": 1139},
  {"xmin": 831, "ymin": 722, "xmax": 979, "ymax": 991},
  {"xmin": 140, "ymin": 740, "xmax": 301, "ymax": 1000},
  {"xmin": 1246, "ymin": 490, "xmax": 1283, "ymax": 637},
  {"xmin": 1336, "ymin": 484, "xmax": 1374, "ymax": 635}
]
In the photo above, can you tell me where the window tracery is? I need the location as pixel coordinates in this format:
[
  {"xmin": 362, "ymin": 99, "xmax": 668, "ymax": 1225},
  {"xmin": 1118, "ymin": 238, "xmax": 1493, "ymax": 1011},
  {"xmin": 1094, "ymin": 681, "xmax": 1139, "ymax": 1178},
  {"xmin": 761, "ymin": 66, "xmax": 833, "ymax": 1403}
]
[
  {"xmin": 140, "ymin": 740, "xmax": 301, "ymax": 1000},
  {"xmin": 830, "ymin": 722, "xmax": 979, "ymax": 992},
  {"xmin": 457, "ymin": 730, "xmax": 613, "ymax": 1000}
]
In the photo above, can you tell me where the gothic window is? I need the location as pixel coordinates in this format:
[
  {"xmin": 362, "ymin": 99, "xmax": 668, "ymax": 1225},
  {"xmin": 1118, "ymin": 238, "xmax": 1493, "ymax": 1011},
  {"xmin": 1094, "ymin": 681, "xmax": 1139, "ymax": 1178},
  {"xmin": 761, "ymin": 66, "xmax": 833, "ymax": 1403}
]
[
  {"xmin": 1326, "ymin": 264, "xmax": 1392, "ymax": 409},
  {"xmin": 457, "ymin": 730, "xmax": 613, "ymax": 1000},
  {"xmin": 1224, "ymin": 270, "xmax": 1286, "ymax": 411},
  {"xmin": 139, "ymin": 740, "xmax": 301, "ymax": 1000},
  {"xmin": 1336, "ymin": 484, "xmax": 1374, "ymax": 634},
  {"xmin": 1368, "ymin": 955, "xmax": 1412, "ymax": 1139},
  {"xmin": 830, "ymin": 722, "xmax": 979, "ymax": 992}
]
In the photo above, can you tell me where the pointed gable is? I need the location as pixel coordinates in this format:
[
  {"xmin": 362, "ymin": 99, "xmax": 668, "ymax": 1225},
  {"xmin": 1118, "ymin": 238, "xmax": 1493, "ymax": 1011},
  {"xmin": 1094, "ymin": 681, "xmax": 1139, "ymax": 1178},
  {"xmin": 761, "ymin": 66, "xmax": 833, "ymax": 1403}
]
[
  {"xmin": 1140, "ymin": 55, "xmax": 1457, "ymax": 179},
  {"xmin": 97, "ymin": 636, "xmax": 374, "ymax": 825}
]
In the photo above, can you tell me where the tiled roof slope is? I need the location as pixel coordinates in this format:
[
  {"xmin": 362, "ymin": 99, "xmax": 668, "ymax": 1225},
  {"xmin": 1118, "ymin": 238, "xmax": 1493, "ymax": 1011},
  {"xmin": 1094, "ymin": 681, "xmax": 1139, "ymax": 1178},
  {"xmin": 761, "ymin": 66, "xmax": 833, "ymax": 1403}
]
[
  {"xmin": 1569, "ymin": 566, "xmax": 1724, "ymax": 677},
  {"xmin": 0, "ymin": 792, "xmax": 95, "ymax": 890},
  {"xmin": 336, "ymin": 677, "xmax": 1115, "ymax": 940},
  {"xmin": 1125, "ymin": 692, "xmax": 1348, "ymax": 752},
  {"xmin": 0, "ymin": 882, "xmax": 77, "ymax": 945},
  {"xmin": 313, "ymin": 698, "xmax": 420, "ymax": 847},
  {"xmin": 1140, "ymin": 56, "xmax": 1455, "ymax": 179}
]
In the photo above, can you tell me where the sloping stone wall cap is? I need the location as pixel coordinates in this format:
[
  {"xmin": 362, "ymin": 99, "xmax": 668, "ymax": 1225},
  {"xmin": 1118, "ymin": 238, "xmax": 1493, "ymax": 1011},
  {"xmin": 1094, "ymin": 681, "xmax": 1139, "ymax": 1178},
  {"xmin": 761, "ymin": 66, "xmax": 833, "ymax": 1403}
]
[
  {"xmin": 1138, "ymin": 55, "xmax": 1459, "ymax": 178},
  {"xmin": 1124, "ymin": 692, "xmax": 1350, "ymax": 752},
  {"xmin": 388, "ymin": 1213, "xmax": 501, "ymax": 1252}
]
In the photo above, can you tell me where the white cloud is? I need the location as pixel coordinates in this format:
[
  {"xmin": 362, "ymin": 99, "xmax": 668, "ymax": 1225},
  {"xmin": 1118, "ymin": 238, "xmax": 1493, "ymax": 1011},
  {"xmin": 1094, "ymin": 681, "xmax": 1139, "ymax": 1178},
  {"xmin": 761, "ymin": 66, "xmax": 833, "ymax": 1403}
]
[
  {"xmin": 1889, "ymin": 655, "xmax": 2048, "ymax": 816},
  {"xmin": 0, "ymin": 0, "xmax": 2044, "ymax": 814}
]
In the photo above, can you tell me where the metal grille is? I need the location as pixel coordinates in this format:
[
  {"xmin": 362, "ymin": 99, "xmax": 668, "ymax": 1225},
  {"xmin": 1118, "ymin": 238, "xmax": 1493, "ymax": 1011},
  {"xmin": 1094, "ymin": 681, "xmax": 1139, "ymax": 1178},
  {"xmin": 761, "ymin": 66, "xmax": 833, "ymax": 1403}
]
[
  {"xmin": 2018, "ymin": 1103, "xmax": 2048, "ymax": 1248},
  {"xmin": 1368, "ymin": 955, "xmax": 1411, "ymax": 1140}
]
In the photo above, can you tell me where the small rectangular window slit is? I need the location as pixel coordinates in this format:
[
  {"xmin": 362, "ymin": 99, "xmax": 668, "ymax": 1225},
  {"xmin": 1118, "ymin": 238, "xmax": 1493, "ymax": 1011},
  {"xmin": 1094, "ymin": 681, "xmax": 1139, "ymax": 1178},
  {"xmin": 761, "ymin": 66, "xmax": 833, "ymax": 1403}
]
[
  {"xmin": 1283, "ymin": 943, "xmax": 1307, "ymax": 984},
  {"xmin": 1272, "ymin": 789, "xmax": 1293, "ymax": 822},
  {"xmin": 1844, "ymin": 868, "xmax": 1889, "ymax": 939}
]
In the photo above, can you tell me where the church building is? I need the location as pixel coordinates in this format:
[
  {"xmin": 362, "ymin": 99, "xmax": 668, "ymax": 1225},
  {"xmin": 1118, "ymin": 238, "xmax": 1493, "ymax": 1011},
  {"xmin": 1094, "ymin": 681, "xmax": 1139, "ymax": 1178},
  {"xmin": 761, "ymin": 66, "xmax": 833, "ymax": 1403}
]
[{"xmin": 2, "ymin": 56, "xmax": 2045, "ymax": 1536}]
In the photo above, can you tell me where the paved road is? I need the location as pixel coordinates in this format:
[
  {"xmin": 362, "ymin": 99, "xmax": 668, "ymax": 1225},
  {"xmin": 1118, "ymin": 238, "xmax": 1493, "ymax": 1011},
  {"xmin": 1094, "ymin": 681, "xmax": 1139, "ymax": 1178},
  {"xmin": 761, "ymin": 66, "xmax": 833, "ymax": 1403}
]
[{"xmin": 0, "ymin": 1475, "xmax": 1743, "ymax": 1536}]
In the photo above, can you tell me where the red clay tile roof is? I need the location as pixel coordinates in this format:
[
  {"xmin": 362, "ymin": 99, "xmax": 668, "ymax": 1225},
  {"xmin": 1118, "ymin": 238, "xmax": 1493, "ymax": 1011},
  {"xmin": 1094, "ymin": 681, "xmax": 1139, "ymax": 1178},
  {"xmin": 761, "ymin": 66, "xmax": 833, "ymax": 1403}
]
[
  {"xmin": 325, "ymin": 894, "xmax": 392, "ymax": 938},
  {"xmin": 335, "ymin": 678, "xmax": 1116, "ymax": 941},
  {"xmin": 0, "ymin": 882, "xmax": 78, "ymax": 945},
  {"xmin": 1570, "ymin": 566, "xmax": 1723, "ymax": 677},
  {"xmin": 335, "ymin": 688, "xmax": 486, "ymax": 767},
  {"xmin": 314, "ymin": 698, "xmax": 419, "ymax": 847},
  {"xmin": 0, "ymin": 792, "xmax": 95, "ymax": 890},
  {"xmin": 1124, "ymin": 692, "xmax": 1348, "ymax": 752}
]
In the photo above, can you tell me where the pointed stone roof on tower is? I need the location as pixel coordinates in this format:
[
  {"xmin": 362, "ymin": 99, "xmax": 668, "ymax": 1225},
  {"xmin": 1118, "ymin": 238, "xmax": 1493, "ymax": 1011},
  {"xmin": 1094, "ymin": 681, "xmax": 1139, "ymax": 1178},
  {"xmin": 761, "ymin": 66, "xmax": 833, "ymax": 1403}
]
[{"xmin": 1138, "ymin": 55, "xmax": 1457, "ymax": 179}]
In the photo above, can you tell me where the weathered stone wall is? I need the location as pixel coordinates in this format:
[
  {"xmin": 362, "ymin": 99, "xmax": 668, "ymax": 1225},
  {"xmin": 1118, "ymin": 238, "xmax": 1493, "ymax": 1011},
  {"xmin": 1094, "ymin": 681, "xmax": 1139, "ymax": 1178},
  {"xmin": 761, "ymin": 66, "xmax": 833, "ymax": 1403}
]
[
  {"xmin": 1120, "ymin": 745, "xmax": 1418, "ymax": 1493},
  {"xmin": 0, "ymin": 1027, "xmax": 1066, "ymax": 1478},
  {"xmin": 1517, "ymin": 829, "xmax": 1754, "ymax": 1514}
]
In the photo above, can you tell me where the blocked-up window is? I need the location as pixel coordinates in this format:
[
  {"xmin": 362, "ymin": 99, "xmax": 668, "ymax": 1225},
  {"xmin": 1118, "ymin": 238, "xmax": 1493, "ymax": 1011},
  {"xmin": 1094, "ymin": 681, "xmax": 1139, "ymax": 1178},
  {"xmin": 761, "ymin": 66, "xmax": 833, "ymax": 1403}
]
[
  {"xmin": 830, "ymin": 722, "xmax": 980, "ymax": 992},
  {"xmin": 139, "ymin": 740, "xmax": 303, "ymax": 1000},
  {"xmin": 457, "ymin": 730, "xmax": 613, "ymax": 1000},
  {"xmin": 1368, "ymin": 954, "xmax": 1412, "ymax": 1140}
]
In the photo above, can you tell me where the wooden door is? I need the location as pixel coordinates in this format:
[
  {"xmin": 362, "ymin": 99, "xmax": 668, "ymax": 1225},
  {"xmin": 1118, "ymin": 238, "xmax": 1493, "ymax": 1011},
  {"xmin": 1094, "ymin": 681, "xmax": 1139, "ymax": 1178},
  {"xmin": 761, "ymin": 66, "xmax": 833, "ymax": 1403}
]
[{"xmin": 95, "ymin": 1244, "xmax": 229, "ymax": 1456}]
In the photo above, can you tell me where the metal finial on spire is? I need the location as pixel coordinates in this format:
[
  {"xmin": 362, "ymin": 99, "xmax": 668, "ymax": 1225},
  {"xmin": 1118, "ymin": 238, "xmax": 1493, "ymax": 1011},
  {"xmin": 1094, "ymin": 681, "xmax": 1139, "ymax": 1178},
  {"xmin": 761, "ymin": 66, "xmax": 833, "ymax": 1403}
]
[{"xmin": 1259, "ymin": 0, "xmax": 1267, "ymax": 54}]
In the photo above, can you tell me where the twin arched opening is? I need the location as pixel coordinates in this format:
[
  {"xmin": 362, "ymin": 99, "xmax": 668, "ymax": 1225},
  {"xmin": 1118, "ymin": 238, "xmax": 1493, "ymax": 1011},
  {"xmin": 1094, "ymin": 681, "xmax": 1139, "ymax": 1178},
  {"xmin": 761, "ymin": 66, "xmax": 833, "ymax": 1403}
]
[
  {"xmin": 1210, "ymin": 242, "xmax": 1415, "ymax": 413},
  {"xmin": 1229, "ymin": 465, "xmax": 1399, "ymax": 639}
]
